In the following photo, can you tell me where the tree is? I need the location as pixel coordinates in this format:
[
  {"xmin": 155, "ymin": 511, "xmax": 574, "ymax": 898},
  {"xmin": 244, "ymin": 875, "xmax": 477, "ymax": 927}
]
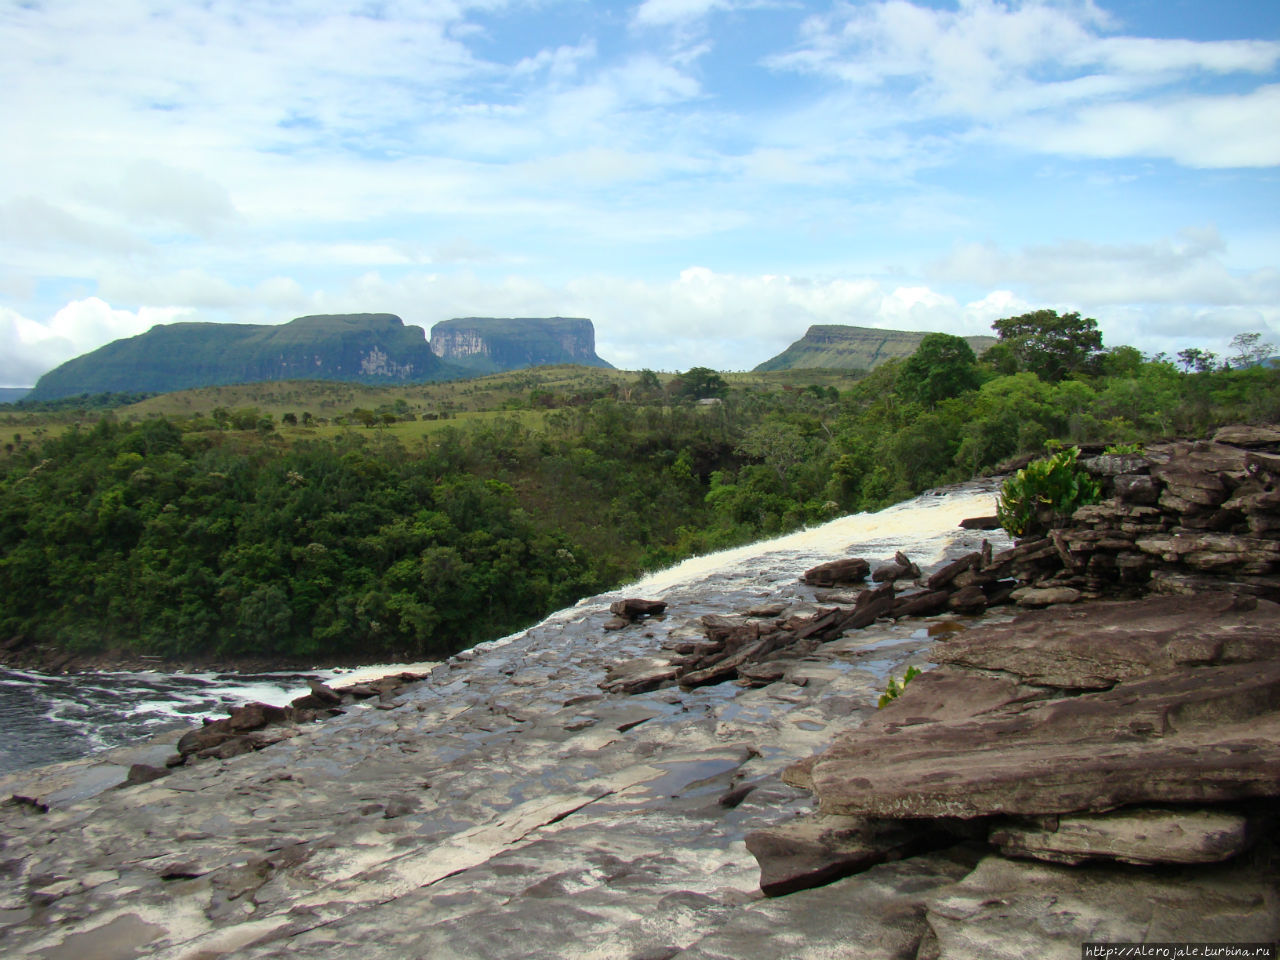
[
  {"xmin": 673, "ymin": 367, "xmax": 727, "ymax": 400},
  {"xmin": 897, "ymin": 333, "xmax": 979, "ymax": 407},
  {"xmin": 1176, "ymin": 347, "xmax": 1218, "ymax": 373},
  {"xmin": 991, "ymin": 310, "xmax": 1103, "ymax": 382},
  {"xmin": 1228, "ymin": 332, "xmax": 1276, "ymax": 368}
]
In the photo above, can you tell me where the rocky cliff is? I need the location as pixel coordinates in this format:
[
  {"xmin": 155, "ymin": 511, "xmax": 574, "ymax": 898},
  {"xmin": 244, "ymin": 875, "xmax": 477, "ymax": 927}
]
[
  {"xmin": 429, "ymin": 317, "xmax": 613, "ymax": 375},
  {"xmin": 25, "ymin": 314, "xmax": 452, "ymax": 401},
  {"xmin": 755, "ymin": 324, "xmax": 997, "ymax": 372}
]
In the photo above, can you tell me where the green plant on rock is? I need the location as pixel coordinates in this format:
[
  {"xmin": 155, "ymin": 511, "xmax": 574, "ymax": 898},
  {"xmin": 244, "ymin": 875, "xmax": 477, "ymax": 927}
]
[
  {"xmin": 1103, "ymin": 441, "xmax": 1144, "ymax": 455},
  {"xmin": 995, "ymin": 446, "xmax": 1103, "ymax": 538},
  {"xmin": 878, "ymin": 665, "xmax": 922, "ymax": 708}
]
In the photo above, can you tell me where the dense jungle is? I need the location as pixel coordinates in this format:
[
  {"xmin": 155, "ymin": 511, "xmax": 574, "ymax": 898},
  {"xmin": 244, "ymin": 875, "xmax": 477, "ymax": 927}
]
[{"xmin": 1, "ymin": 313, "xmax": 1277, "ymax": 664}]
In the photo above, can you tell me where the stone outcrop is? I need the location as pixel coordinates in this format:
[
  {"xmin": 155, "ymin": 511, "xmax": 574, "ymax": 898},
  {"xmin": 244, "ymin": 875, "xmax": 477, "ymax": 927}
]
[
  {"xmin": 167, "ymin": 672, "xmax": 429, "ymax": 766},
  {"xmin": 428, "ymin": 317, "xmax": 614, "ymax": 375},
  {"xmin": 750, "ymin": 590, "xmax": 1280, "ymax": 955}
]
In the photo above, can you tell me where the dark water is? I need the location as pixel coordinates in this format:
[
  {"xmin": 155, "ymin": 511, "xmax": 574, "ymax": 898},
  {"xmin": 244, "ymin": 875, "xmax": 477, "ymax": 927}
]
[{"xmin": 0, "ymin": 668, "xmax": 324, "ymax": 776}]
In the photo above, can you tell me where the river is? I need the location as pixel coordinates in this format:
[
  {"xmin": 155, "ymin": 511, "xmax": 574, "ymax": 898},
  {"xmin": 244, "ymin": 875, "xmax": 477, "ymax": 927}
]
[{"xmin": 0, "ymin": 481, "xmax": 1004, "ymax": 779}]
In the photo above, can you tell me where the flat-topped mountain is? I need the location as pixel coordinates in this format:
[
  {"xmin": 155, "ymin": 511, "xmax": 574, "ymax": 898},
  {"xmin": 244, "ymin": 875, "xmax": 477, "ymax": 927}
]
[
  {"xmin": 755, "ymin": 324, "xmax": 997, "ymax": 372},
  {"xmin": 26, "ymin": 314, "xmax": 614, "ymax": 402},
  {"xmin": 26, "ymin": 313, "xmax": 451, "ymax": 402},
  {"xmin": 430, "ymin": 317, "xmax": 613, "ymax": 375}
]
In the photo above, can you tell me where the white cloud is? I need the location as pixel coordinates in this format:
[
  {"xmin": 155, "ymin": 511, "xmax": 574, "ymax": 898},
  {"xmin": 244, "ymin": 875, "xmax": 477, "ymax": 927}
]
[
  {"xmin": 1, "ymin": 299, "xmax": 193, "ymax": 387},
  {"xmin": 930, "ymin": 228, "xmax": 1280, "ymax": 308},
  {"xmin": 92, "ymin": 161, "xmax": 239, "ymax": 235},
  {"xmin": 1007, "ymin": 85, "xmax": 1280, "ymax": 168},
  {"xmin": 767, "ymin": 0, "xmax": 1280, "ymax": 167},
  {"xmin": 633, "ymin": 0, "xmax": 731, "ymax": 28}
]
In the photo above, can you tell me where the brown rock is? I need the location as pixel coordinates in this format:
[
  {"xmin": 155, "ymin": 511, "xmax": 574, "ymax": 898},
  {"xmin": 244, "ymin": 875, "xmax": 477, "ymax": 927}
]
[
  {"xmin": 1214, "ymin": 423, "xmax": 1280, "ymax": 448},
  {"xmin": 802, "ymin": 557, "xmax": 870, "ymax": 586},
  {"xmin": 959, "ymin": 516, "xmax": 1003, "ymax": 530},
  {"xmin": 804, "ymin": 659, "xmax": 1280, "ymax": 819},
  {"xmin": 226, "ymin": 701, "xmax": 291, "ymax": 732},
  {"xmin": 947, "ymin": 585, "xmax": 988, "ymax": 614},
  {"xmin": 745, "ymin": 815, "xmax": 941, "ymax": 897},
  {"xmin": 890, "ymin": 589, "xmax": 952, "ymax": 619},
  {"xmin": 1010, "ymin": 586, "xmax": 1081, "ymax": 608},
  {"xmin": 600, "ymin": 658, "xmax": 678, "ymax": 695},
  {"xmin": 123, "ymin": 764, "xmax": 170, "ymax": 786},
  {"xmin": 306, "ymin": 678, "xmax": 343, "ymax": 706},
  {"xmin": 927, "ymin": 552, "xmax": 981, "ymax": 590},
  {"xmin": 930, "ymin": 594, "xmax": 1280, "ymax": 689},
  {"xmin": 609, "ymin": 598, "xmax": 668, "ymax": 620},
  {"xmin": 1113, "ymin": 473, "xmax": 1160, "ymax": 505}
]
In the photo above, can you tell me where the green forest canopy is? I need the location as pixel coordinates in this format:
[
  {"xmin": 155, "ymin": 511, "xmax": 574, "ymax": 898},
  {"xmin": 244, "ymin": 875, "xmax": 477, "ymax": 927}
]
[{"xmin": 1, "ymin": 313, "xmax": 1277, "ymax": 663}]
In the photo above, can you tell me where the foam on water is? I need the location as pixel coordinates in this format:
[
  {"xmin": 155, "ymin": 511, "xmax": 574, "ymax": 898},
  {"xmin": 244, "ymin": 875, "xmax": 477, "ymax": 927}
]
[{"xmin": 629, "ymin": 484, "xmax": 999, "ymax": 596}]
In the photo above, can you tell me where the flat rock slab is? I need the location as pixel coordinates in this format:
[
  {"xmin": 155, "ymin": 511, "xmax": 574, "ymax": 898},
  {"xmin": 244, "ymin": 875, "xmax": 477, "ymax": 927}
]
[
  {"xmin": 988, "ymin": 806, "xmax": 1255, "ymax": 866},
  {"xmin": 672, "ymin": 849, "xmax": 981, "ymax": 960},
  {"xmin": 930, "ymin": 593, "xmax": 1280, "ymax": 689},
  {"xmin": 805, "ymin": 659, "xmax": 1280, "ymax": 818},
  {"xmin": 925, "ymin": 852, "xmax": 1280, "ymax": 960}
]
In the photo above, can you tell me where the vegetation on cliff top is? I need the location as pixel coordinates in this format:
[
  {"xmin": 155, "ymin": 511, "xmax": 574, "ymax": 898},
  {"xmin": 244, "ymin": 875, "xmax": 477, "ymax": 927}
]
[{"xmin": 1, "ymin": 314, "xmax": 1277, "ymax": 664}]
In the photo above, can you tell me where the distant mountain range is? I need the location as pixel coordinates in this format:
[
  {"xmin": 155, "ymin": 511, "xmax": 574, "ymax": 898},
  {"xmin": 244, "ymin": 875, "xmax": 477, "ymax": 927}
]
[
  {"xmin": 23, "ymin": 314, "xmax": 997, "ymax": 402},
  {"xmin": 25, "ymin": 314, "xmax": 613, "ymax": 402},
  {"xmin": 755, "ymin": 325, "xmax": 997, "ymax": 372}
]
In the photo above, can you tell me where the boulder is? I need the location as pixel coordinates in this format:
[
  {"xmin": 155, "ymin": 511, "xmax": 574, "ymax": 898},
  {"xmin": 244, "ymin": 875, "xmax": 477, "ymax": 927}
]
[
  {"xmin": 1113, "ymin": 473, "xmax": 1160, "ymax": 505},
  {"xmin": 1010, "ymin": 586, "xmax": 1080, "ymax": 608},
  {"xmin": 926, "ymin": 552, "xmax": 981, "ymax": 590},
  {"xmin": 305, "ymin": 678, "xmax": 343, "ymax": 706},
  {"xmin": 600, "ymin": 658, "xmax": 679, "ymax": 695},
  {"xmin": 609, "ymin": 598, "xmax": 668, "ymax": 621},
  {"xmin": 959, "ymin": 516, "xmax": 1002, "ymax": 530},
  {"xmin": 871, "ymin": 551, "xmax": 921, "ymax": 583},
  {"xmin": 801, "ymin": 557, "xmax": 870, "ymax": 587}
]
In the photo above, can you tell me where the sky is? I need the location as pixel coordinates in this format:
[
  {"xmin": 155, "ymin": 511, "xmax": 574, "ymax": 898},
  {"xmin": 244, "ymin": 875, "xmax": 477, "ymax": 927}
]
[{"xmin": 2, "ymin": 0, "xmax": 1279, "ymax": 386}]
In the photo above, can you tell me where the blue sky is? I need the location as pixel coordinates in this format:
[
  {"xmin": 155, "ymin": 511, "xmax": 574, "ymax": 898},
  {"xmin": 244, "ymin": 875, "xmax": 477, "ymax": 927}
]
[{"xmin": 2, "ymin": 0, "xmax": 1278, "ymax": 385}]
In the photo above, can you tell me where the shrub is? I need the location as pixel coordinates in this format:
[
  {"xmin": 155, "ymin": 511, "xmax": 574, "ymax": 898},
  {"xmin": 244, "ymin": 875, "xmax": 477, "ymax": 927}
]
[
  {"xmin": 878, "ymin": 665, "xmax": 922, "ymax": 708},
  {"xmin": 995, "ymin": 446, "xmax": 1103, "ymax": 538}
]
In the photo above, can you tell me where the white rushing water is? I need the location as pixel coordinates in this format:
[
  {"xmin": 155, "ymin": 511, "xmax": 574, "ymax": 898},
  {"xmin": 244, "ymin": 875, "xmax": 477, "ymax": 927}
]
[
  {"xmin": 630, "ymin": 483, "xmax": 1001, "ymax": 595},
  {"xmin": 0, "ymin": 482, "xmax": 1006, "ymax": 776}
]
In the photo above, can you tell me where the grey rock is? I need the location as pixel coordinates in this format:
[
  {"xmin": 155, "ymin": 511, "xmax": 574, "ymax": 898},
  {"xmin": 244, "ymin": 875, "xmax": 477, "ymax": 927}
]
[
  {"xmin": 925, "ymin": 853, "xmax": 1280, "ymax": 960},
  {"xmin": 989, "ymin": 807, "xmax": 1254, "ymax": 866}
]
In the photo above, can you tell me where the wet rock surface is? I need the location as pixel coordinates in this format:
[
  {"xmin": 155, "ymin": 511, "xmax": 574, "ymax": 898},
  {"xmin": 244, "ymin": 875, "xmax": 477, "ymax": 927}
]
[
  {"xmin": 0, "ymin": 488, "xmax": 1015, "ymax": 960},
  {"xmin": 2, "ymin": 471, "xmax": 1278, "ymax": 958}
]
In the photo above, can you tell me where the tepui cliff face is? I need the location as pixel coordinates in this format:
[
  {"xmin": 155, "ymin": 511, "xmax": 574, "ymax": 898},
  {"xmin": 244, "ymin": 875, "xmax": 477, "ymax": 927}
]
[
  {"xmin": 26, "ymin": 313, "xmax": 449, "ymax": 401},
  {"xmin": 26, "ymin": 314, "xmax": 613, "ymax": 401},
  {"xmin": 429, "ymin": 317, "xmax": 613, "ymax": 375},
  {"xmin": 755, "ymin": 324, "xmax": 997, "ymax": 372}
]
